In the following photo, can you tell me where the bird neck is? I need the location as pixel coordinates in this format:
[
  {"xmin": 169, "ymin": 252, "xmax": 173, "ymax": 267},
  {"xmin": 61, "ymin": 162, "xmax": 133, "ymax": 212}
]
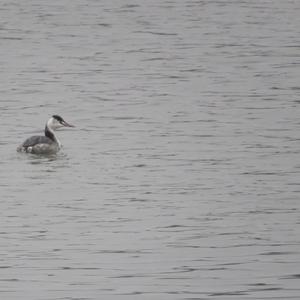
[{"xmin": 45, "ymin": 125, "xmax": 61, "ymax": 147}]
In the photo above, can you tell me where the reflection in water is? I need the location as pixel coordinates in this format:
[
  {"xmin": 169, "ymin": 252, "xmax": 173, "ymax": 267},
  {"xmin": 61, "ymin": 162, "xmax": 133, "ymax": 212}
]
[{"xmin": 25, "ymin": 152, "xmax": 68, "ymax": 164}]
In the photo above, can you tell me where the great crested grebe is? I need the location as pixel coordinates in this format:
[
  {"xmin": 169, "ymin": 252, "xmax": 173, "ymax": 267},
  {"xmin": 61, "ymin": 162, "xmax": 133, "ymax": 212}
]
[{"xmin": 17, "ymin": 115, "xmax": 74, "ymax": 154}]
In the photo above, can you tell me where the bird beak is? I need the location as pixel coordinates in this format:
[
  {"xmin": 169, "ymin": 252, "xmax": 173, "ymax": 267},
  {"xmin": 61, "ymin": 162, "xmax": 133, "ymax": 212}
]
[{"xmin": 62, "ymin": 120, "xmax": 75, "ymax": 127}]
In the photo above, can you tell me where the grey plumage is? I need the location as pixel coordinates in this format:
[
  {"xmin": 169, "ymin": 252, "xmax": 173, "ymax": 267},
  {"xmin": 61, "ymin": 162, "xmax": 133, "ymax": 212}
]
[
  {"xmin": 17, "ymin": 136, "xmax": 59, "ymax": 154},
  {"xmin": 21, "ymin": 136, "xmax": 53, "ymax": 148}
]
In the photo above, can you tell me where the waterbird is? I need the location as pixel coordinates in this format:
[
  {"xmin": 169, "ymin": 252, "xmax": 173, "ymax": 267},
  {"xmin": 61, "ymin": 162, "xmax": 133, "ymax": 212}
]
[{"xmin": 17, "ymin": 115, "xmax": 74, "ymax": 155}]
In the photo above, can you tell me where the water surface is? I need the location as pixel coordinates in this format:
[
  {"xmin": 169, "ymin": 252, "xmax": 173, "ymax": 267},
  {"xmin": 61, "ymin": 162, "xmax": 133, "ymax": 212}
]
[{"xmin": 0, "ymin": 0, "xmax": 299, "ymax": 299}]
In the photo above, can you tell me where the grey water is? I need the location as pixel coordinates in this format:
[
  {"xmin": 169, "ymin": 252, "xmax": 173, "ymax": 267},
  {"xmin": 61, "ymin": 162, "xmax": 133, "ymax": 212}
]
[{"xmin": 0, "ymin": 0, "xmax": 299, "ymax": 299}]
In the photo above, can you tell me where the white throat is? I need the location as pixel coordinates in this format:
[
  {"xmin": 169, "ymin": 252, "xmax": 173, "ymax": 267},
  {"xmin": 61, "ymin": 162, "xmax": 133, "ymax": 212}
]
[
  {"xmin": 50, "ymin": 128, "xmax": 61, "ymax": 148},
  {"xmin": 45, "ymin": 119, "xmax": 62, "ymax": 148}
]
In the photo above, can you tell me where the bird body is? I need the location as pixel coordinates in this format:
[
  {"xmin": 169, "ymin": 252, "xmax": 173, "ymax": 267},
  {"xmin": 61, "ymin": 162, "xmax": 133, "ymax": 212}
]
[{"xmin": 17, "ymin": 115, "xmax": 74, "ymax": 155}]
